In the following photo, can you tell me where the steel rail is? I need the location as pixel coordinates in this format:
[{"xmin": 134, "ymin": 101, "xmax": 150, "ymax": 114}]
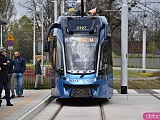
[
  {"xmin": 100, "ymin": 104, "xmax": 106, "ymax": 120},
  {"xmin": 128, "ymin": 80, "xmax": 160, "ymax": 100},
  {"xmin": 50, "ymin": 104, "xmax": 64, "ymax": 120}
]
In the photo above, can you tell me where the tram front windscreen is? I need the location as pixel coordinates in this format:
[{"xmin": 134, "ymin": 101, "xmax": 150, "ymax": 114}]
[{"xmin": 64, "ymin": 35, "xmax": 98, "ymax": 74}]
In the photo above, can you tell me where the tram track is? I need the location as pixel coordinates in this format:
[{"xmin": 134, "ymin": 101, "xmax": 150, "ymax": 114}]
[
  {"xmin": 142, "ymin": 79, "xmax": 160, "ymax": 87},
  {"xmin": 100, "ymin": 103, "xmax": 106, "ymax": 120},
  {"xmin": 50, "ymin": 104, "xmax": 64, "ymax": 120},
  {"xmin": 49, "ymin": 100, "xmax": 107, "ymax": 120},
  {"xmin": 128, "ymin": 80, "xmax": 160, "ymax": 100}
]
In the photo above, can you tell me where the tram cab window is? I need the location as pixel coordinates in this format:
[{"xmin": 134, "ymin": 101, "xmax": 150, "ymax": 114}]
[
  {"xmin": 56, "ymin": 39, "xmax": 64, "ymax": 73},
  {"xmin": 99, "ymin": 40, "xmax": 108, "ymax": 73}
]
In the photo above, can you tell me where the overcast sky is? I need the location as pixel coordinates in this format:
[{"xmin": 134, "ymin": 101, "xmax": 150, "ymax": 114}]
[
  {"xmin": 14, "ymin": 0, "xmax": 28, "ymax": 19},
  {"xmin": 14, "ymin": 0, "xmax": 160, "ymax": 19}
]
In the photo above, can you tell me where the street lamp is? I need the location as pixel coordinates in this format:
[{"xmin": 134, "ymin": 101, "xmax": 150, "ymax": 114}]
[
  {"xmin": 41, "ymin": 1, "xmax": 44, "ymax": 84},
  {"xmin": 104, "ymin": 0, "xmax": 129, "ymax": 94},
  {"xmin": 121, "ymin": 0, "xmax": 128, "ymax": 94},
  {"xmin": 61, "ymin": 0, "xmax": 65, "ymax": 16},
  {"xmin": 52, "ymin": 0, "xmax": 58, "ymax": 22},
  {"xmin": 142, "ymin": 0, "xmax": 147, "ymax": 73},
  {"xmin": 33, "ymin": 8, "xmax": 36, "ymax": 65},
  {"xmin": 0, "ymin": 13, "xmax": 8, "ymax": 47},
  {"xmin": 52, "ymin": 0, "xmax": 68, "ymax": 20},
  {"xmin": 1, "ymin": 25, "xmax": 2, "ymax": 47}
]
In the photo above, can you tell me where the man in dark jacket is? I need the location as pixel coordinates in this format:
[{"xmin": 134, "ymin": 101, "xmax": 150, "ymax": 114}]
[
  {"xmin": 0, "ymin": 47, "xmax": 13, "ymax": 106},
  {"xmin": 34, "ymin": 57, "xmax": 42, "ymax": 89},
  {"xmin": 2, "ymin": 57, "xmax": 15, "ymax": 99},
  {"xmin": 12, "ymin": 51, "xmax": 26, "ymax": 97}
]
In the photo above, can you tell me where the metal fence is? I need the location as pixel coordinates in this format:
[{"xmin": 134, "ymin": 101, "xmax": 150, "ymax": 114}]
[
  {"xmin": 11, "ymin": 69, "xmax": 52, "ymax": 89},
  {"xmin": 23, "ymin": 73, "xmax": 51, "ymax": 88}
]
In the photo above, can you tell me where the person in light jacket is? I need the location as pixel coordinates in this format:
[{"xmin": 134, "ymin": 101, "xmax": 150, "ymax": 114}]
[{"xmin": 34, "ymin": 57, "xmax": 42, "ymax": 90}]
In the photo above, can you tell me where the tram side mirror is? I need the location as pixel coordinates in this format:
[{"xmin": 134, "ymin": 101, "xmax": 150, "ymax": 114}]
[
  {"xmin": 44, "ymin": 40, "xmax": 50, "ymax": 52},
  {"xmin": 44, "ymin": 23, "xmax": 60, "ymax": 52},
  {"xmin": 89, "ymin": 25, "xmax": 98, "ymax": 34}
]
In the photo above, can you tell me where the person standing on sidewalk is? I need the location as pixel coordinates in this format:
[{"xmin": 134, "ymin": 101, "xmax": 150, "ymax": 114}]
[
  {"xmin": 12, "ymin": 51, "xmax": 26, "ymax": 97},
  {"xmin": 7, "ymin": 57, "xmax": 15, "ymax": 98},
  {"xmin": 2, "ymin": 57, "xmax": 15, "ymax": 99},
  {"xmin": 34, "ymin": 57, "xmax": 42, "ymax": 90},
  {"xmin": 0, "ymin": 47, "xmax": 13, "ymax": 106}
]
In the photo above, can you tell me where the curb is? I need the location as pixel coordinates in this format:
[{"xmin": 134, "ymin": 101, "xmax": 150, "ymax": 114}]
[{"xmin": 18, "ymin": 95, "xmax": 53, "ymax": 120}]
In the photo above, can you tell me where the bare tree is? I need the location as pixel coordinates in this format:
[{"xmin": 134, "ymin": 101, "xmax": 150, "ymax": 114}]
[
  {"xmin": 18, "ymin": 0, "xmax": 56, "ymax": 32},
  {"xmin": 0, "ymin": 0, "xmax": 16, "ymax": 49},
  {"xmin": 0, "ymin": 0, "xmax": 16, "ymax": 20}
]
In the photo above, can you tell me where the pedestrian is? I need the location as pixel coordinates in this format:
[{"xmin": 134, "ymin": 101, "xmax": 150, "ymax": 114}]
[
  {"xmin": 0, "ymin": 47, "xmax": 13, "ymax": 106},
  {"xmin": 34, "ymin": 57, "xmax": 42, "ymax": 90},
  {"xmin": 2, "ymin": 57, "xmax": 15, "ymax": 99},
  {"xmin": 12, "ymin": 51, "xmax": 26, "ymax": 97}
]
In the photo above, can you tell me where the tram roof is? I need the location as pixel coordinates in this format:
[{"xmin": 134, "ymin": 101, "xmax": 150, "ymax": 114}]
[{"xmin": 57, "ymin": 16, "xmax": 109, "ymax": 24}]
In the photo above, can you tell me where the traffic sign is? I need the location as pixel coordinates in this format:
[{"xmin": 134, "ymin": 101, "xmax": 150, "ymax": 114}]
[
  {"xmin": 7, "ymin": 41, "xmax": 14, "ymax": 46},
  {"xmin": 157, "ymin": 50, "xmax": 160, "ymax": 55},
  {"xmin": 8, "ymin": 46, "xmax": 13, "ymax": 50},
  {"xmin": 7, "ymin": 33, "xmax": 14, "ymax": 41}
]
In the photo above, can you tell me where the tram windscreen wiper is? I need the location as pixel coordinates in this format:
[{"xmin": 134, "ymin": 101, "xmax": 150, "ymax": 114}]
[{"xmin": 80, "ymin": 61, "xmax": 95, "ymax": 78}]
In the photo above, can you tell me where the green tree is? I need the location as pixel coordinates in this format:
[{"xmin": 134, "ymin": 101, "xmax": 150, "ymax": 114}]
[
  {"xmin": 147, "ymin": 42, "xmax": 158, "ymax": 56},
  {"xmin": 149, "ymin": 29, "xmax": 160, "ymax": 50},
  {"xmin": 150, "ymin": 30, "xmax": 160, "ymax": 43},
  {"xmin": 10, "ymin": 15, "xmax": 33, "ymax": 62},
  {"xmin": 18, "ymin": 0, "xmax": 54, "ymax": 32},
  {"xmin": 0, "ymin": 0, "xmax": 16, "ymax": 48}
]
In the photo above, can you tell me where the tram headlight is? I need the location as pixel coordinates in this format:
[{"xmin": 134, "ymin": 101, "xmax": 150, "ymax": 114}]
[
  {"xmin": 84, "ymin": 79, "xmax": 89, "ymax": 84},
  {"xmin": 105, "ymin": 76, "xmax": 108, "ymax": 81},
  {"xmin": 66, "ymin": 77, "xmax": 70, "ymax": 81},
  {"xmin": 93, "ymin": 77, "xmax": 97, "ymax": 82}
]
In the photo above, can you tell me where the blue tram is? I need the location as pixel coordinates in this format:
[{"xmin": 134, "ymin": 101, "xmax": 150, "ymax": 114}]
[{"xmin": 44, "ymin": 15, "xmax": 113, "ymax": 100}]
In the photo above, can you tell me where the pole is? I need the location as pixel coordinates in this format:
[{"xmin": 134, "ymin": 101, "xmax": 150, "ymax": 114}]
[
  {"xmin": 142, "ymin": 28, "xmax": 146, "ymax": 72},
  {"xmin": 121, "ymin": 0, "xmax": 128, "ymax": 94},
  {"xmin": 142, "ymin": 0, "xmax": 147, "ymax": 73},
  {"xmin": 1, "ymin": 25, "xmax": 2, "ymax": 47},
  {"xmin": 84, "ymin": 0, "xmax": 86, "ymax": 13},
  {"xmin": 41, "ymin": 1, "xmax": 44, "ymax": 84},
  {"xmin": 61, "ymin": 0, "xmax": 64, "ymax": 15},
  {"xmin": 33, "ymin": 8, "xmax": 36, "ymax": 65},
  {"xmin": 47, "ymin": 52, "xmax": 49, "ymax": 74},
  {"xmin": 158, "ymin": 57, "xmax": 160, "ymax": 71},
  {"xmin": 53, "ymin": 0, "xmax": 58, "ymax": 36},
  {"xmin": 10, "ymin": 50, "xmax": 11, "ymax": 58},
  {"xmin": 81, "ymin": 0, "xmax": 84, "ymax": 17},
  {"xmin": 54, "ymin": 0, "xmax": 57, "ymax": 22}
]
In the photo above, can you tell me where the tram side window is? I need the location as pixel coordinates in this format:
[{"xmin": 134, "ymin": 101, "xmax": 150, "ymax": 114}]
[
  {"xmin": 106, "ymin": 37, "xmax": 113, "ymax": 73},
  {"xmin": 56, "ymin": 39, "xmax": 64, "ymax": 71},
  {"xmin": 99, "ymin": 40, "xmax": 108, "ymax": 71}
]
